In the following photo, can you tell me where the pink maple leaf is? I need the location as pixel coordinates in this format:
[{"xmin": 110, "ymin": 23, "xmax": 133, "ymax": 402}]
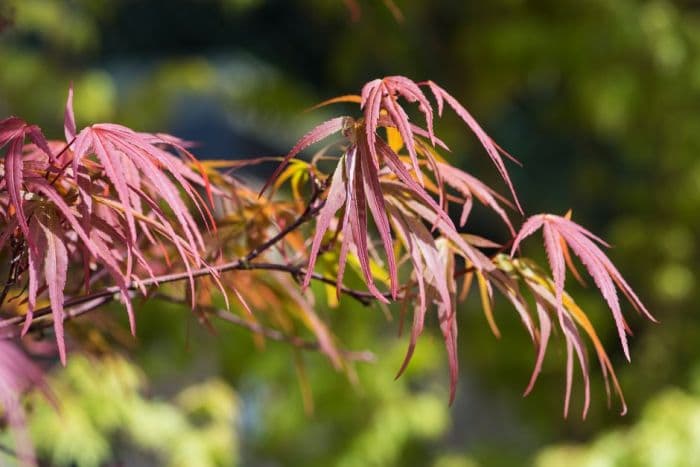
[{"xmin": 511, "ymin": 213, "xmax": 655, "ymax": 362}]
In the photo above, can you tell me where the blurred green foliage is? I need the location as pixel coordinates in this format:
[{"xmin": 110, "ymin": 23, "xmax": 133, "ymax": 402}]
[
  {"xmin": 2, "ymin": 0, "xmax": 700, "ymax": 465},
  {"xmin": 0, "ymin": 355, "xmax": 239, "ymax": 467},
  {"xmin": 536, "ymin": 370, "xmax": 700, "ymax": 467}
]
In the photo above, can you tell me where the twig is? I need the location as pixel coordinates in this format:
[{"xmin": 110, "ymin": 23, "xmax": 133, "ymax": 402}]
[
  {"xmin": 0, "ymin": 165, "xmax": 492, "ymax": 341},
  {"xmin": 0, "ymin": 185, "xmax": 328, "ymax": 333},
  {"xmin": 155, "ymin": 293, "xmax": 374, "ymax": 362},
  {"xmin": 0, "ymin": 442, "xmax": 17, "ymax": 459},
  {"xmin": 244, "ymin": 262, "xmax": 391, "ymax": 305}
]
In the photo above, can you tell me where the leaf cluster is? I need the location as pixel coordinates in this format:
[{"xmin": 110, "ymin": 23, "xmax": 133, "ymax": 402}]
[{"xmin": 0, "ymin": 76, "xmax": 654, "ymax": 464}]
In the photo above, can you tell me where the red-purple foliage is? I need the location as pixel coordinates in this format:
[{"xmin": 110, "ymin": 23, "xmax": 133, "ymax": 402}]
[
  {"xmin": 262, "ymin": 75, "xmax": 652, "ymax": 409},
  {"xmin": 0, "ymin": 76, "xmax": 656, "ymax": 461},
  {"xmin": 0, "ymin": 89, "xmax": 218, "ymax": 365},
  {"xmin": 0, "ymin": 341, "xmax": 49, "ymax": 464},
  {"xmin": 511, "ymin": 213, "xmax": 655, "ymax": 362}
]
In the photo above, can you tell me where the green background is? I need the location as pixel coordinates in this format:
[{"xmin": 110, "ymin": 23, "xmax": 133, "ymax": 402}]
[{"xmin": 1, "ymin": 0, "xmax": 699, "ymax": 465}]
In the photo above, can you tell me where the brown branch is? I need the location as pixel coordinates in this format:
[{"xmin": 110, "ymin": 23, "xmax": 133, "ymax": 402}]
[
  {"xmin": 0, "ymin": 295, "xmax": 115, "ymax": 339},
  {"xmin": 155, "ymin": 293, "xmax": 374, "ymax": 362},
  {"xmin": 0, "ymin": 289, "xmax": 375, "ymax": 362},
  {"xmin": 0, "ymin": 178, "xmax": 388, "ymax": 350},
  {"xmin": 0, "ymin": 163, "xmax": 491, "ymax": 345},
  {"xmin": 0, "ymin": 254, "xmax": 477, "ymax": 339},
  {"xmin": 246, "ymin": 262, "xmax": 391, "ymax": 305},
  {"xmin": 0, "ymin": 183, "xmax": 328, "ymax": 333}
]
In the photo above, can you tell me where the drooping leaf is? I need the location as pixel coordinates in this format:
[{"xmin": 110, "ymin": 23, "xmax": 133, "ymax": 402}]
[
  {"xmin": 424, "ymin": 80, "xmax": 523, "ymax": 212},
  {"xmin": 0, "ymin": 117, "xmax": 52, "ymax": 243},
  {"xmin": 37, "ymin": 211, "xmax": 69, "ymax": 365},
  {"xmin": 511, "ymin": 214, "xmax": 654, "ymax": 362},
  {"xmin": 0, "ymin": 340, "xmax": 50, "ymax": 465},
  {"xmin": 302, "ymin": 156, "xmax": 347, "ymax": 291}
]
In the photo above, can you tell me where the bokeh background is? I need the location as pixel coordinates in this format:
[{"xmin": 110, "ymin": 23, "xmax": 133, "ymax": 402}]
[{"xmin": 2, "ymin": 0, "xmax": 700, "ymax": 465}]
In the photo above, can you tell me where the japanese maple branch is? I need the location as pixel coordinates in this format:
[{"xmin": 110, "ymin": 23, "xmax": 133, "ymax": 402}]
[
  {"xmin": 0, "ymin": 289, "xmax": 375, "ymax": 362},
  {"xmin": 0, "ymin": 182, "xmax": 333, "ymax": 332},
  {"xmin": 0, "ymin": 167, "xmax": 491, "ymax": 339},
  {"xmin": 0, "ymin": 246, "xmax": 481, "ymax": 339},
  {"xmin": 248, "ymin": 262, "xmax": 386, "ymax": 305},
  {"xmin": 154, "ymin": 293, "xmax": 375, "ymax": 362}
]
